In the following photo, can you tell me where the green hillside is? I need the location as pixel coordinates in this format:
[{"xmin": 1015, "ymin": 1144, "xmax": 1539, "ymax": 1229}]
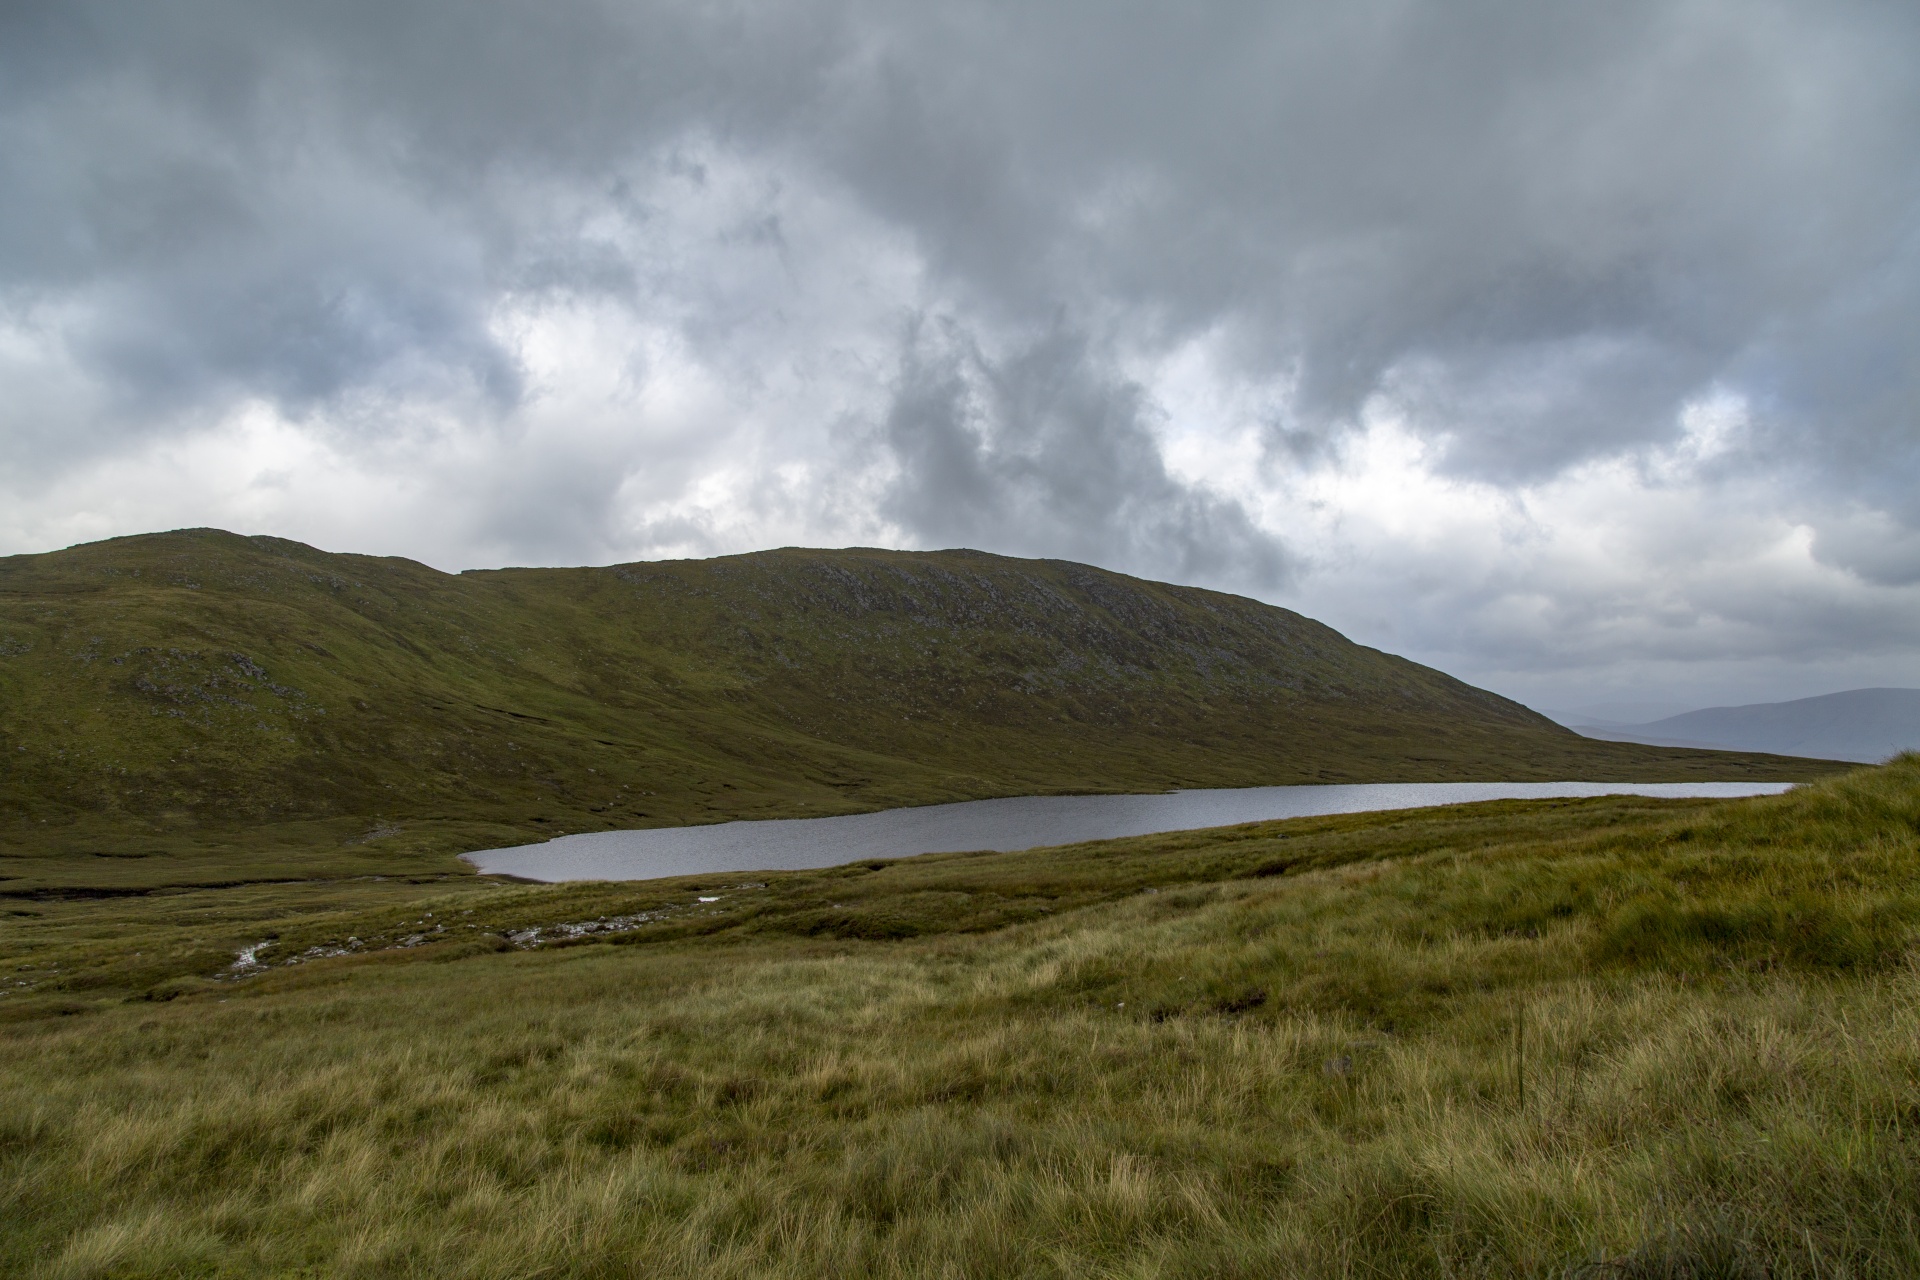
[{"xmin": 0, "ymin": 529, "xmax": 1838, "ymax": 890}]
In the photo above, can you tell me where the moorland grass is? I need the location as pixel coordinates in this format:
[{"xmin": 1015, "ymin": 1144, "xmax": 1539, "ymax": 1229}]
[{"xmin": 5, "ymin": 761, "xmax": 1920, "ymax": 1276}]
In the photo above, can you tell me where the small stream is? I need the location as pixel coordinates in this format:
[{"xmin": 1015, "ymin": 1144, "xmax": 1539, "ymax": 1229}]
[{"xmin": 460, "ymin": 780, "xmax": 1795, "ymax": 884}]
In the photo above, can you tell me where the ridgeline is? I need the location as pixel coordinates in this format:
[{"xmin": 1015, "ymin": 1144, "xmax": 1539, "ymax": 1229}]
[{"xmin": 0, "ymin": 529, "xmax": 1839, "ymax": 890}]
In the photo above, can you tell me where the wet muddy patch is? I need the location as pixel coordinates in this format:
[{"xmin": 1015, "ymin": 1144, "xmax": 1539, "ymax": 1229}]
[{"xmin": 221, "ymin": 887, "xmax": 762, "ymax": 978}]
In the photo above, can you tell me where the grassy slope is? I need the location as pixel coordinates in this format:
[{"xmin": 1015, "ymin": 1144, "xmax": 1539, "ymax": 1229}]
[
  {"xmin": 4, "ymin": 761, "xmax": 1920, "ymax": 1277},
  {"xmin": 0, "ymin": 529, "xmax": 1841, "ymax": 894}
]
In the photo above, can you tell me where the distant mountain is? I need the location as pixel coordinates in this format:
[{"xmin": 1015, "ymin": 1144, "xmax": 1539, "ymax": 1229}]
[
  {"xmin": 1542, "ymin": 701, "xmax": 1694, "ymax": 728},
  {"xmin": 0, "ymin": 530, "xmax": 1841, "ymax": 859},
  {"xmin": 1572, "ymin": 689, "xmax": 1920, "ymax": 763}
]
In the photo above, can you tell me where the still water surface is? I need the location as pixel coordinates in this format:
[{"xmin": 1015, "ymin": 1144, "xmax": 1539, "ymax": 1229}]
[{"xmin": 461, "ymin": 780, "xmax": 1794, "ymax": 883}]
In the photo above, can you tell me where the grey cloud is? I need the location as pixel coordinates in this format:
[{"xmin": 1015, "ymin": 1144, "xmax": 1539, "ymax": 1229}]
[
  {"xmin": 0, "ymin": 0, "xmax": 803, "ymax": 427},
  {"xmin": 9, "ymin": 0, "xmax": 1918, "ymax": 469},
  {"xmin": 1373, "ymin": 335, "xmax": 1700, "ymax": 481},
  {"xmin": 825, "ymin": 2, "xmax": 1920, "ymax": 469},
  {"xmin": 1313, "ymin": 521, "xmax": 1920, "ymax": 716},
  {"xmin": 1813, "ymin": 514, "xmax": 1920, "ymax": 590},
  {"xmin": 881, "ymin": 318, "xmax": 1290, "ymax": 591},
  {"xmin": 1737, "ymin": 233, "xmax": 1920, "ymax": 514}
]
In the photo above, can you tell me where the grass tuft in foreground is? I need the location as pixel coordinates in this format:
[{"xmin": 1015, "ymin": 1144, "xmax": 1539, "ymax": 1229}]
[{"xmin": 6, "ymin": 760, "xmax": 1920, "ymax": 1276}]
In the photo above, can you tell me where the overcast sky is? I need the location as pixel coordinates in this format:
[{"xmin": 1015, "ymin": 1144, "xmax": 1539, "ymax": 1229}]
[{"xmin": 4, "ymin": 0, "xmax": 1918, "ymax": 716}]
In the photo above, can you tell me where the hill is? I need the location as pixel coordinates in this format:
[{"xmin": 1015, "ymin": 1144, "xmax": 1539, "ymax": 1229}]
[
  {"xmin": 1572, "ymin": 688, "xmax": 1920, "ymax": 763},
  {"xmin": 0, "ymin": 529, "xmax": 1840, "ymax": 890}
]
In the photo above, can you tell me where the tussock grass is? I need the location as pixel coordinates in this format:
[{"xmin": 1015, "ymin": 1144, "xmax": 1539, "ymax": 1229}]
[{"xmin": 6, "ymin": 762, "xmax": 1920, "ymax": 1276}]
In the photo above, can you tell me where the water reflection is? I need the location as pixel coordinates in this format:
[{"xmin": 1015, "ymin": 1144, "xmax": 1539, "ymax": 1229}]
[{"xmin": 461, "ymin": 780, "xmax": 1794, "ymax": 883}]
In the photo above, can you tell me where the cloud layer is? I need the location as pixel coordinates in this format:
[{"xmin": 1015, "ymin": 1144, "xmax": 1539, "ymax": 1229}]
[{"xmin": 3, "ymin": 0, "xmax": 1918, "ymax": 710}]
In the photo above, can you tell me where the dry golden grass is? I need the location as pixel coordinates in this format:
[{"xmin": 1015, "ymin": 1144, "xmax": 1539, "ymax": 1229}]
[{"xmin": 7, "ymin": 762, "xmax": 1920, "ymax": 1277}]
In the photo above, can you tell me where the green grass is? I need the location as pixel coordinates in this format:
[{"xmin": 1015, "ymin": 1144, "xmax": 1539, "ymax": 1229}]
[
  {"xmin": 5, "ymin": 759, "xmax": 1920, "ymax": 1277},
  {"xmin": 0, "ymin": 529, "xmax": 1842, "ymax": 896}
]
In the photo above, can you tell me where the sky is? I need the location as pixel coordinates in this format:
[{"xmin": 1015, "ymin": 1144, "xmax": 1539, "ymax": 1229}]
[{"xmin": 3, "ymin": 0, "xmax": 1919, "ymax": 718}]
